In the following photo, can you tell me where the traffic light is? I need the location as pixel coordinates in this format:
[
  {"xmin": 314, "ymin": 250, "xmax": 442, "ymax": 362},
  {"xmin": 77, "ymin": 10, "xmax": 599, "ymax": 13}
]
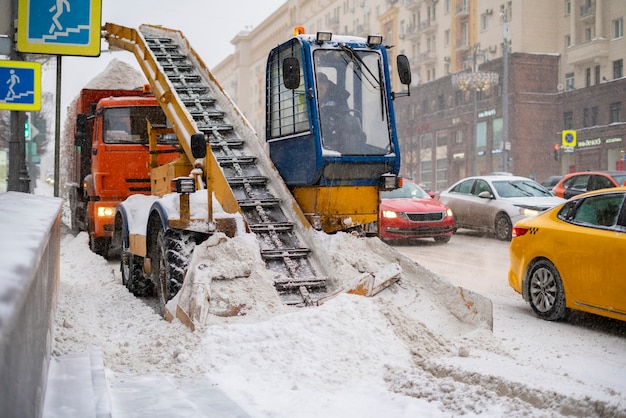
[
  {"xmin": 553, "ymin": 144, "xmax": 560, "ymax": 161},
  {"xmin": 24, "ymin": 113, "xmax": 30, "ymax": 139}
]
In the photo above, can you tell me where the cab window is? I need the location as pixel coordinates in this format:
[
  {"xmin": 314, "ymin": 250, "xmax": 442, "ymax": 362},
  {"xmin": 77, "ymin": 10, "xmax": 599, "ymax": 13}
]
[
  {"xmin": 562, "ymin": 193, "xmax": 626, "ymax": 228},
  {"xmin": 267, "ymin": 42, "xmax": 309, "ymax": 139}
]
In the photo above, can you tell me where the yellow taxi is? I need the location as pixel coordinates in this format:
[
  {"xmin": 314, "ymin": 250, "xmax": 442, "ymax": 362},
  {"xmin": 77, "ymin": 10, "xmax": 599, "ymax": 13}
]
[{"xmin": 508, "ymin": 186, "xmax": 626, "ymax": 322}]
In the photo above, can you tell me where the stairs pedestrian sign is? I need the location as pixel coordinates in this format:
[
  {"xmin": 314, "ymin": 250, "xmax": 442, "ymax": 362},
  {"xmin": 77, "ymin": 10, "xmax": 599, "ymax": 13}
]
[
  {"xmin": 0, "ymin": 61, "xmax": 41, "ymax": 111},
  {"xmin": 17, "ymin": 0, "xmax": 102, "ymax": 56}
]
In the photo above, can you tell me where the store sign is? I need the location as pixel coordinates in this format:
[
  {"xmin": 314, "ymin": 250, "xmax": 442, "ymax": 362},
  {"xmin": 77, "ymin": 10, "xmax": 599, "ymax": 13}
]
[
  {"xmin": 478, "ymin": 109, "xmax": 496, "ymax": 118},
  {"xmin": 577, "ymin": 138, "xmax": 602, "ymax": 148}
]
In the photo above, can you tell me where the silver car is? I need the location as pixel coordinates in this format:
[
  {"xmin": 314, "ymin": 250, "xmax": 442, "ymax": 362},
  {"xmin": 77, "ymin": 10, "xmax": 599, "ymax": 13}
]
[{"xmin": 437, "ymin": 175, "xmax": 566, "ymax": 240}]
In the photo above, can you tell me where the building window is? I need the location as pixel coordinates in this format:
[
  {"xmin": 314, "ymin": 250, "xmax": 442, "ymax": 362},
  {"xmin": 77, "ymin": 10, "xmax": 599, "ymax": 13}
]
[
  {"xmin": 444, "ymin": 29, "xmax": 450, "ymax": 46},
  {"xmin": 444, "ymin": 0, "xmax": 450, "ymax": 15},
  {"xmin": 481, "ymin": 13, "xmax": 489, "ymax": 31},
  {"xmin": 610, "ymin": 102, "xmax": 622, "ymax": 124},
  {"xmin": 565, "ymin": 72, "xmax": 575, "ymax": 90},
  {"xmin": 585, "ymin": 68, "xmax": 591, "ymax": 87},
  {"xmin": 565, "ymin": 35, "xmax": 571, "ymax": 48},
  {"xmin": 564, "ymin": 111, "xmax": 573, "ymax": 129},
  {"xmin": 455, "ymin": 90, "xmax": 463, "ymax": 106},
  {"xmin": 585, "ymin": 27, "xmax": 592, "ymax": 42},
  {"xmin": 583, "ymin": 108, "xmax": 590, "ymax": 127},
  {"xmin": 595, "ymin": 65, "xmax": 600, "ymax": 85},
  {"xmin": 436, "ymin": 158, "xmax": 448, "ymax": 192},
  {"xmin": 461, "ymin": 22, "xmax": 469, "ymax": 46},
  {"xmin": 614, "ymin": 18, "xmax": 624, "ymax": 39},
  {"xmin": 591, "ymin": 106, "xmax": 599, "ymax": 126},
  {"xmin": 565, "ymin": 0, "xmax": 571, "ymax": 16},
  {"xmin": 614, "ymin": 59, "xmax": 623, "ymax": 79},
  {"xmin": 455, "ymin": 130, "xmax": 463, "ymax": 144},
  {"xmin": 438, "ymin": 94, "xmax": 445, "ymax": 110}
]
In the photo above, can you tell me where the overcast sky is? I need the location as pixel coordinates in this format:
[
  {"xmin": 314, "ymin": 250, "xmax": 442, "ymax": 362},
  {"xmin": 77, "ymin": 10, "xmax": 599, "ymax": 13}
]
[{"xmin": 42, "ymin": 0, "xmax": 286, "ymax": 119}]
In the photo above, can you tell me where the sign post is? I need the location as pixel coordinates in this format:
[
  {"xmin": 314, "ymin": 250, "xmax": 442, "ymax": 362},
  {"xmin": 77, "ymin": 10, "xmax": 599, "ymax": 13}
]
[{"xmin": 561, "ymin": 130, "xmax": 576, "ymax": 173}]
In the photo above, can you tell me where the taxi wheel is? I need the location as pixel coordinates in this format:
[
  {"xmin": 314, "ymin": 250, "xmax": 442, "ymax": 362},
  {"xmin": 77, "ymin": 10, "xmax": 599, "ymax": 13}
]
[{"xmin": 527, "ymin": 260, "xmax": 567, "ymax": 321}]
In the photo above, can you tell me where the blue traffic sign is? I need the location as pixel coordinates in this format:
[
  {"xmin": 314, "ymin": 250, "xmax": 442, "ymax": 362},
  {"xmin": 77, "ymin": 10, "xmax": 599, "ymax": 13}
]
[
  {"xmin": 0, "ymin": 61, "xmax": 41, "ymax": 111},
  {"xmin": 17, "ymin": 0, "xmax": 102, "ymax": 56}
]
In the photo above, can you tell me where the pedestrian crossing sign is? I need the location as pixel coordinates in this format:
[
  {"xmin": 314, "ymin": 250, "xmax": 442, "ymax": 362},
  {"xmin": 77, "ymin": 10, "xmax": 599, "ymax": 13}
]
[
  {"xmin": 0, "ymin": 61, "xmax": 41, "ymax": 111},
  {"xmin": 17, "ymin": 0, "xmax": 102, "ymax": 56}
]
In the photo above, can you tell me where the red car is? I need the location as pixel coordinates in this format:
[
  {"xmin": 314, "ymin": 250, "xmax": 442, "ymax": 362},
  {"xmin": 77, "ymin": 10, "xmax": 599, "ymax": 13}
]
[
  {"xmin": 379, "ymin": 180, "xmax": 455, "ymax": 243},
  {"xmin": 552, "ymin": 171, "xmax": 626, "ymax": 199}
]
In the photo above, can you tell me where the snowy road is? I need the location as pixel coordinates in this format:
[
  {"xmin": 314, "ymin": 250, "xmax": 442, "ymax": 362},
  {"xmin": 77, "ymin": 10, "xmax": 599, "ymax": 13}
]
[{"xmin": 394, "ymin": 230, "xmax": 626, "ymax": 404}]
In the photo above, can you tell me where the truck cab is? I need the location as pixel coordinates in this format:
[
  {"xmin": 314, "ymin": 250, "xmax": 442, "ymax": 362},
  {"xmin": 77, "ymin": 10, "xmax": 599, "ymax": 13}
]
[{"xmin": 70, "ymin": 89, "xmax": 180, "ymax": 257}]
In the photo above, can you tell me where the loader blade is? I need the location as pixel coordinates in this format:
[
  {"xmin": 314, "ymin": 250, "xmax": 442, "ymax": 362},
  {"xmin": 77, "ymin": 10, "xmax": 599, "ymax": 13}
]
[{"xmin": 346, "ymin": 263, "xmax": 402, "ymax": 297}]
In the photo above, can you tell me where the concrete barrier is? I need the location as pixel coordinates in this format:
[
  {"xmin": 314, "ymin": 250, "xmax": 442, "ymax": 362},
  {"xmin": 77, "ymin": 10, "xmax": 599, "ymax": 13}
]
[{"xmin": 0, "ymin": 192, "xmax": 63, "ymax": 418}]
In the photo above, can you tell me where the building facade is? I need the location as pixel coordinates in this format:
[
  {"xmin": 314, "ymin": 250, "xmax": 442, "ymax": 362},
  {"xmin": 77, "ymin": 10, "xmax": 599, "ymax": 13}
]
[{"xmin": 212, "ymin": 0, "xmax": 626, "ymax": 190}]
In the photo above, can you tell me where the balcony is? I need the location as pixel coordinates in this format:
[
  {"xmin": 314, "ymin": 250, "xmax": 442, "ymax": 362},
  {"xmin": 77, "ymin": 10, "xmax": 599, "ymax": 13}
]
[
  {"xmin": 401, "ymin": 24, "xmax": 420, "ymax": 41},
  {"xmin": 567, "ymin": 38, "xmax": 608, "ymax": 66},
  {"xmin": 327, "ymin": 16, "xmax": 340, "ymax": 32},
  {"xmin": 419, "ymin": 20, "xmax": 437, "ymax": 34},
  {"xmin": 405, "ymin": 0, "xmax": 423, "ymax": 12},
  {"xmin": 579, "ymin": 3, "xmax": 595, "ymax": 21},
  {"xmin": 413, "ymin": 50, "xmax": 437, "ymax": 66},
  {"xmin": 455, "ymin": 38, "xmax": 470, "ymax": 52},
  {"xmin": 456, "ymin": 4, "xmax": 469, "ymax": 17},
  {"xmin": 355, "ymin": 23, "xmax": 370, "ymax": 37}
]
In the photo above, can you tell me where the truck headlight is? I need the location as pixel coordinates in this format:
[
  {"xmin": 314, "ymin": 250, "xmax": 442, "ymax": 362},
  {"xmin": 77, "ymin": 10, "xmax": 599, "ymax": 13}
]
[
  {"xmin": 97, "ymin": 206, "xmax": 116, "ymax": 217},
  {"xmin": 380, "ymin": 173, "xmax": 398, "ymax": 191}
]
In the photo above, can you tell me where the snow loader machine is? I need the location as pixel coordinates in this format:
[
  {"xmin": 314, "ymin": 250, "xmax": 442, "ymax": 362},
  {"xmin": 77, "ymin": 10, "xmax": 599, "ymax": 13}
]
[{"xmin": 104, "ymin": 23, "xmax": 413, "ymax": 326}]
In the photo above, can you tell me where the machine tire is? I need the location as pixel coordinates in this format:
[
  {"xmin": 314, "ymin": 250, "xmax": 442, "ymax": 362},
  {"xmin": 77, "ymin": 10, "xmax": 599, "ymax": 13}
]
[
  {"xmin": 494, "ymin": 213, "xmax": 512, "ymax": 241},
  {"xmin": 152, "ymin": 228, "xmax": 188, "ymax": 315},
  {"xmin": 527, "ymin": 260, "xmax": 567, "ymax": 321},
  {"xmin": 121, "ymin": 253, "xmax": 153, "ymax": 297}
]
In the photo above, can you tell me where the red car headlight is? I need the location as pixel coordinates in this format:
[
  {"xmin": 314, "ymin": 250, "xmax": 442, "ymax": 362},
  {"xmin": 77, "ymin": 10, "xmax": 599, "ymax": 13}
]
[{"xmin": 382, "ymin": 210, "xmax": 399, "ymax": 219}]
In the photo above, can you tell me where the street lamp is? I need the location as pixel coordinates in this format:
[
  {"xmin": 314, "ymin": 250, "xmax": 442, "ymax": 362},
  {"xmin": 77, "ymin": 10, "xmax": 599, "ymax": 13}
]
[
  {"xmin": 452, "ymin": 44, "xmax": 499, "ymax": 176},
  {"xmin": 501, "ymin": 13, "xmax": 510, "ymax": 173}
]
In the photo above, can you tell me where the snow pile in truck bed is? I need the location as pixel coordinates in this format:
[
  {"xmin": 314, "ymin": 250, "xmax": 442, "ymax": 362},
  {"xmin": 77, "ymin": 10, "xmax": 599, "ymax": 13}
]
[{"xmin": 84, "ymin": 58, "xmax": 147, "ymax": 90}]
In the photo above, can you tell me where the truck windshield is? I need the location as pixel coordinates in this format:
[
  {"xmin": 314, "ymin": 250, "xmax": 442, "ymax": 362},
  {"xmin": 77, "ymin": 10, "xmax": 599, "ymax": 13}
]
[
  {"xmin": 102, "ymin": 107, "xmax": 176, "ymax": 145},
  {"xmin": 314, "ymin": 48, "xmax": 390, "ymax": 155}
]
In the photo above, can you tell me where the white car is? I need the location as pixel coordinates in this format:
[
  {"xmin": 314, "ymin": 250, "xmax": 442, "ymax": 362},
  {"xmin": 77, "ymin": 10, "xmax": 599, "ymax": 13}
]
[{"xmin": 437, "ymin": 175, "xmax": 566, "ymax": 240}]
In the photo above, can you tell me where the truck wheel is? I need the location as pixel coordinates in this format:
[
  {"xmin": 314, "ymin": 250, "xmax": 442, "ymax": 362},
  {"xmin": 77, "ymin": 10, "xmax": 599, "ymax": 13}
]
[
  {"xmin": 90, "ymin": 236, "xmax": 110, "ymax": 258},
  {"xmin": 69, "ymin": 187, "xmax": 87, "ymax": 234},
  {"xmin": 121, "ymin": 253, "xmax": 153, "ymax": 297}
]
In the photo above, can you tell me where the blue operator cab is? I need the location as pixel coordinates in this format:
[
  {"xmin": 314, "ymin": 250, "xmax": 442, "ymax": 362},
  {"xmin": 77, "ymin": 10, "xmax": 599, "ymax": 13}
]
[{"xmin": 266, "ymin": 27, "xmax": 412, "ymax": 232}]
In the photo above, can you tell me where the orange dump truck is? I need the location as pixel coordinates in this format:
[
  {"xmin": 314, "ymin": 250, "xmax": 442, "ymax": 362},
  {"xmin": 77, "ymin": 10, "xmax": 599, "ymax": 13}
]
[{"xmin": 68, "ymin": 87, "xmax": 180, "ymax": 258}]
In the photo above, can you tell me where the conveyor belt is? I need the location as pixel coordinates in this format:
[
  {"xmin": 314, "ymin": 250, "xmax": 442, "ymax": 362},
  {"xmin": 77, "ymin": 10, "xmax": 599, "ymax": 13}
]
[{"xmin": 141, "ymin": 33, "xmax": 326, "ymax": 305}]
